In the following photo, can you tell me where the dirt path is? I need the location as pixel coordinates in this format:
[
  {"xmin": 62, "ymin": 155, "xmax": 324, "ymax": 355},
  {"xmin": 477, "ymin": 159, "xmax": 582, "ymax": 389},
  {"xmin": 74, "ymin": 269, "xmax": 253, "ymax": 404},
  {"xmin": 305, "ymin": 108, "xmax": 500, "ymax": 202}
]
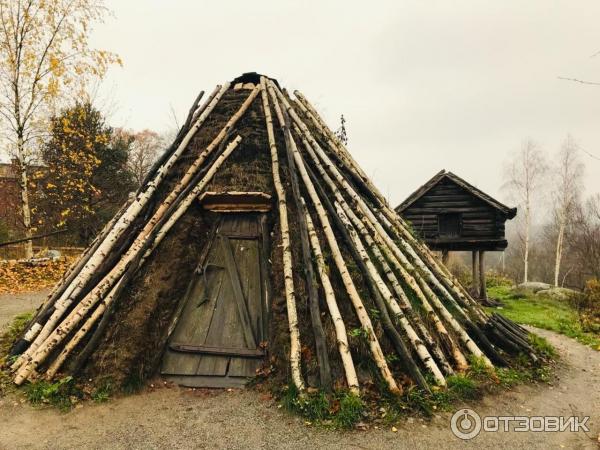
[
  {"xmin": 0, "ymin": 290, "xmax": 48, "ymax": 333},
  {"xmin": 0, "ymin": 292, "xmax": 598, "ymax": 449}
]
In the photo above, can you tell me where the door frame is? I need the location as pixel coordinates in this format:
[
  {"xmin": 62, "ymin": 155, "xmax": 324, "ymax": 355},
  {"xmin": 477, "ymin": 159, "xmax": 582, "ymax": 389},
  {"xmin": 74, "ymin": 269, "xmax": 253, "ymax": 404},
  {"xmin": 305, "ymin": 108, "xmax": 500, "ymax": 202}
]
[{"xmin": 160, "ymin": 212, "xmax": 272, "ymax": 386}]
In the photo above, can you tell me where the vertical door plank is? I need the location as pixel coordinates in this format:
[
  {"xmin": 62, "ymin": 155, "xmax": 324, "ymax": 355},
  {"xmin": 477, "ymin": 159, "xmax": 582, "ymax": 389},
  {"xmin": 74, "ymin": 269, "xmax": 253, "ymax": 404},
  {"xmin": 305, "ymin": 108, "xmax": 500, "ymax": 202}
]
[{"xmin": 220, "ymin": 235, "xmax": 257, "ymax": 349}]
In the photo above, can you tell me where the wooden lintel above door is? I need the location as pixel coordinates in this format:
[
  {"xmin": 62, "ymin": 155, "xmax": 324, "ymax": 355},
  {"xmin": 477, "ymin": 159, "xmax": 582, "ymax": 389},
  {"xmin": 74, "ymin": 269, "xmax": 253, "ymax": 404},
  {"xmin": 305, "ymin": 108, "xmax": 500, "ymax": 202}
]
[{"xmin": 198, "ymin": 191, "xmax": 272, "ymax": 213}]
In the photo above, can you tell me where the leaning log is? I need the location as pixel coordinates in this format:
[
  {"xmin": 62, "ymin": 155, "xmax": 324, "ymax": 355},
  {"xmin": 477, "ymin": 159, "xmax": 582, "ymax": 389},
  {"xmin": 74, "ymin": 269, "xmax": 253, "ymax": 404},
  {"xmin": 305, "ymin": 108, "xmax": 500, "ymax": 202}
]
[
  {"xmin": 266, "ymin": 80, "xmax": 401, "ymax": 394},
  {"xmin": 272, "ymin": 93, "xmax": 333, "ymax": 391},
  {"xmin": 259, "ymin": 77, "xmax": 305, "ymax": 391}
]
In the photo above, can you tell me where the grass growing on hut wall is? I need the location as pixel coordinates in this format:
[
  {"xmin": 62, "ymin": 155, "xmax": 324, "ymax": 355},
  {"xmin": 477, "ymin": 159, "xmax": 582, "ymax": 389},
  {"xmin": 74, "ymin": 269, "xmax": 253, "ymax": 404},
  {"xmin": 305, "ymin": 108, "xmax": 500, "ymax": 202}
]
[
  {"xmin": 0, "ymin": 312, "xmax": 33, "ymax": 396},
  {"xmin": 1, "ymin": 309, "xmax": 555, "ymax": 418},
  {"xmin": 487, "ymin": 285, "xmax": 600, "ymax": 350},
  {"xmin": 1, "ymin": 313, "xmax": 116, "ymax": 409},
  {"xmin": 278, "ymin": 339, "xmax": 555, "ymax": 429}
]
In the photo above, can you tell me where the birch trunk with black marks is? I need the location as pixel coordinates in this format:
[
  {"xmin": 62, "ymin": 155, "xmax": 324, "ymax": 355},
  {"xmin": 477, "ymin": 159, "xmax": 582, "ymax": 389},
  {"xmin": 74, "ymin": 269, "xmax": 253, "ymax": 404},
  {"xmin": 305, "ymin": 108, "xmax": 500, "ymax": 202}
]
[
  {"xmin": 301, "ymin": 160, "xmax": 428, "ymax": 392},
  {"xmin": 259, "ymin": 77, "xmax": 305, "ymax": 391},
  {"xmin": 272, "ymin": 88, "xmax": 332, "ymax": 390},
  {"xmin": 293, "ymin": 126, "xmax": 455, "ymax": 375},
  {"xmin": 266, "ymin": 80, "xmax": 400, "ymax": 394},
  {"xmin": 334, "ymin": 203, "xmax": 446, "ymax": 385},
  {"xmin": 17, "ymin": 140, "xmax": 33, "ymax": 259},
  {"xmin": 293, "ymin": 89, "xmax": 489, "ymax": 322},
  {"xmin": 283, "ymin": 89, "xmax": 490, "ymax": 367},
  {"xmin": 304, "ymin": 201, "xmax": 359, "ymax": 394},
  {"xmin": 14, "ymin": 136, "xmax": 243, "ymax": 384},
  {"xmin": 12, "ymin": 84, "xmax": 231, "ymax": 371}
]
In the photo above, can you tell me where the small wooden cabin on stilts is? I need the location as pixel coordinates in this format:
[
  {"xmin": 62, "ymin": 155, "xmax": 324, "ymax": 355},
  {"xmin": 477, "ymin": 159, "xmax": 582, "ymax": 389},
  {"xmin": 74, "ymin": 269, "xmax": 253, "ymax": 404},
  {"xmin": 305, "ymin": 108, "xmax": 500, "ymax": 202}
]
[{"xmin": 396, "ymin": 170, "xmax": 516, "ymax": 305}]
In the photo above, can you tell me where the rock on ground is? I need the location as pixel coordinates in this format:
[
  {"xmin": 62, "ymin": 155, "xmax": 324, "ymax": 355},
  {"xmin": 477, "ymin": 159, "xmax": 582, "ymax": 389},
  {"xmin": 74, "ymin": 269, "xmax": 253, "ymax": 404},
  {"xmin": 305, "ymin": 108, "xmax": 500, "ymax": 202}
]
[
  {"xmin": 536, "ymin": 287, "xmax": 579, "ymax": 301},
  {"xmin": 517, "ymin": 282, "xmax": 552, "ymax": 293}
]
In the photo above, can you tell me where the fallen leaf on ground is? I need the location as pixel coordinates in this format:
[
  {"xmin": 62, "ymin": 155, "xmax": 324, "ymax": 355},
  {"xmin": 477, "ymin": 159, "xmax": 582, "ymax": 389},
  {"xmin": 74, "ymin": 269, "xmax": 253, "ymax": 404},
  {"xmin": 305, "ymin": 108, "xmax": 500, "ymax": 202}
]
[{"xmin": 0, "ymin": 256, "xmax": 76, "ymax": 294}]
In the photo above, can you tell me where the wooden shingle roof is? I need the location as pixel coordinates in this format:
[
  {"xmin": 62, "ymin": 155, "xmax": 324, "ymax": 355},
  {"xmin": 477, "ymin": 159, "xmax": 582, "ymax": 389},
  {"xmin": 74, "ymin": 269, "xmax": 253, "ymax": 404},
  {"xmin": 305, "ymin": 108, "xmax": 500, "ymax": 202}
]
[{"xmin": 396, "ymin": 170, "xmax": 517, "ymax": 219}]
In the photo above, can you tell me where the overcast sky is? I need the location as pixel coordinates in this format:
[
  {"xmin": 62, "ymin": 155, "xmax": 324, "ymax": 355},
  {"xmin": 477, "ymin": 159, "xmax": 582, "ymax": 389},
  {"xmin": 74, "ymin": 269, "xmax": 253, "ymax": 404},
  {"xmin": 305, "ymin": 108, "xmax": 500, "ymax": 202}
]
[{"xmin": 88, "ymin": 0, "xmax": 600, "ymax": 207}]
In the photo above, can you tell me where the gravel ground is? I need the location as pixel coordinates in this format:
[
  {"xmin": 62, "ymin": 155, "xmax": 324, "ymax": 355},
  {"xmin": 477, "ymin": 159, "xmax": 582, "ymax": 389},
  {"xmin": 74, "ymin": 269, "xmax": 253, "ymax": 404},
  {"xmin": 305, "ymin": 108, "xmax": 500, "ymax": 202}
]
[
  {"xmin": 0, "ymin": 291, "xmax": 598, "ymax": 450},
  {"xmin": 0, "ymin": 290, "xmax": 48, "ymax": 333}
]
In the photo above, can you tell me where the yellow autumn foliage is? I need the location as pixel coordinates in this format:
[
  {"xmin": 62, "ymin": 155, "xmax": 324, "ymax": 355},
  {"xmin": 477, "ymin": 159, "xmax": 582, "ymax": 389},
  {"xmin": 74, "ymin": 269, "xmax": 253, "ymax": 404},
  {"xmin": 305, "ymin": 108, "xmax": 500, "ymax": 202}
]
[{"xmin": 0, "ymin": 257, "xmax": 76, "ymax": 295}]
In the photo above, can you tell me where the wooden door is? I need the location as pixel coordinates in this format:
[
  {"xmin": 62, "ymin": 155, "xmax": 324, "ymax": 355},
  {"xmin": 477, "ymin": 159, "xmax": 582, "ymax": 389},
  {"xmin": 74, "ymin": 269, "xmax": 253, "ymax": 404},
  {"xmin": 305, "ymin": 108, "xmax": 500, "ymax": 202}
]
[{"xmin": 161, "ymin": 213, "xmax": 267, "ymax": 388}]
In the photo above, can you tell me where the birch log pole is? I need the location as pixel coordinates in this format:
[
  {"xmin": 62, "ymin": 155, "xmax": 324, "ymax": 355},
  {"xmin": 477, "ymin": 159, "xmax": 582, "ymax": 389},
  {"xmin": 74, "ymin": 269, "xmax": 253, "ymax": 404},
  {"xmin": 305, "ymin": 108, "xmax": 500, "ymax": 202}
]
[
  {"xmin": 293, "ymin": 89, "xmax": 488, "ymax": 319},
  {"xmin": 293, "ymin": 91, "xmax": 372, "ymax": 193},
  {"xmin": 46, "ymin": 158, "xmax": 232, "ymax": 378},
  {"xmin": 259, "ymin": 77, "xmax": 305, "ymax": 391},
  {"xmin": 296, "ymin": 89, "xmax": 511, "ymax": 355},
  {"xmin": 354, "ymin": 209, "xmax": 480, "ymax": 365},
  {"xmin": 44, "ymin": 279, "xmax": 123, "ymax": 379},
  {"xmin": 280, "ymin": 90, "xmax": 500, "ymax": 362},
  {"xmin": 356, "ymin": 213, "xmax": 472, "ymax": 368},
  {"xmin": 279, "ymin": 86, "xmax": 450, "ymax": 382},
  {"xmin": 26, "ymin": 87, "xmax": 210, "ymax": 340},
  {"xmin": 334, "ymin": 203, "xmax": 446, "ymax": 385},
  {"xmin": 266, "ymin": 80, "xmax": 401, "ymax": 394},
  {"xmin": 12, "ymin": 197, "xmax": 133, "ymax": 357},
  {"xmin": 301, "ymin": 160, "xmax": 429, "ymax": 392},
  {"xmin": 294, "ymin": 126, "xmax": 457, "ymax": 374},
  {"xmin": 339, "ymin": 200, "xmax": 454, "ymax": 376},
  {"xmin": 14, "ymin": 136, "xmax": 243, "ymax": 384},
  {"xmin": 304, "ymin": 200, "xmax": 359, "ymax": 394},
  {"xmin": 368, "ymin": 222, "xmax": 501, "ymax": 366},
  {"xmin": 12, "ymin": 83, "xmax": 231, "ymax": 371},
  {"xmin": 139, "ymin": 86, "xmax": 217, "ymax": 189},
  {"xmin": 315, "ymin": 122, "xmax": 513, "ymax": 358},
  {"xmin": 282, "ymin": 90, "xmax": 490, "ymax": 368},
  {"xmin": 273, "ymin": 88, "xmax": 332, "ymax": 390}
]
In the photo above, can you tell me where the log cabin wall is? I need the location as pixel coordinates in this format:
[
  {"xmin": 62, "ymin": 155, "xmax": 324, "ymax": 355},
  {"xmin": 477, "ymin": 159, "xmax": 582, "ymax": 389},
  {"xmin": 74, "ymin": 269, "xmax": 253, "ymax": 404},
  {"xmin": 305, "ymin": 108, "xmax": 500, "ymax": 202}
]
[{"xmin": 396, "ymin": 171, "xmax": 516, "ymax": 252}]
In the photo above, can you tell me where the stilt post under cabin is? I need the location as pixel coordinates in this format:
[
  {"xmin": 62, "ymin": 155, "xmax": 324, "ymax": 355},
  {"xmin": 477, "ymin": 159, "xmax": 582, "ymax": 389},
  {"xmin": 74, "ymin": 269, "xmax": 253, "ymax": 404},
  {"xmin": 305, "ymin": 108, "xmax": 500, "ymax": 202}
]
[
  {"xmin": 471, "ymin": 251, "xmax": 479, "ymax": 298},
  {"xmin": 478, "ymin": 250, "xmax": 487, "ymax": 302},
  {"xmin": 442, "ymin": 250, "xmax": 449, "ymax": 266}
]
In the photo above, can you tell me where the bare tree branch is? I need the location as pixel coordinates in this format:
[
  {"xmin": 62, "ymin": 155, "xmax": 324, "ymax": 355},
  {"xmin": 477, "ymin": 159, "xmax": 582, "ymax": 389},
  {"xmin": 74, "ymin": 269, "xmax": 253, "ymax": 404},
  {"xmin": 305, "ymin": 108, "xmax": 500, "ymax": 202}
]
[{"xmin": 557, "ymin": 76, "xmax": 600, "ymax": 86}]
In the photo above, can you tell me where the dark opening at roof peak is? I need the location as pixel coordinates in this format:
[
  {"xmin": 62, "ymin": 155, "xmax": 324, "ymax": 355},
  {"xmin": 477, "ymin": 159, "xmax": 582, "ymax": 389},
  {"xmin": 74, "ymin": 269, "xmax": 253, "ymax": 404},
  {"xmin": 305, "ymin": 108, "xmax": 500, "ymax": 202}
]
[{"xmin": 230, "ymin": 72, "xmax": 280, "ymax": 88}]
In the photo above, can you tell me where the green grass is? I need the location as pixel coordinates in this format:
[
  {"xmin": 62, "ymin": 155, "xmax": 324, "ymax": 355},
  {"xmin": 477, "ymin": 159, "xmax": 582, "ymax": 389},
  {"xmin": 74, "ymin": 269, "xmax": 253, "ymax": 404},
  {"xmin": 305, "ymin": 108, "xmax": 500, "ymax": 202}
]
[
  {"xmin": 280, "ymin": 345, "xmax": 554, "ymax": 427},
  {"xmin": 280, "ymin": 384, "xmax": 365, "ymax": 429},
  {"xmin": 91, "ymin": 378, "xmax": 114, "ymax": 403},
  {"xmin": 24, "ymin": 376, "xmax": 81, "ymax": 411},
  {"xmin": 0, "ymin": 312, "xmax": 33, "ymax": 397},
  {"xmin": 378, "ymin": 354, "xmax": 551, "ymax": 422},
  {"xmin": 487, "ymin": 285, "xmax": 600, "ymax": 350}
]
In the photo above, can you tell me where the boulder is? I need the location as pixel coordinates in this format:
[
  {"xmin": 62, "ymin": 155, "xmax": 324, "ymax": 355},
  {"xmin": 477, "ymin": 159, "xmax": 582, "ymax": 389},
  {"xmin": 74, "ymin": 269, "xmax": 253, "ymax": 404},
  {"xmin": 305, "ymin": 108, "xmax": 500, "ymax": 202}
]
[
  {"xmin": 516, "ymin": 281, "xmax": 551, "ymax": 294},
  {"xmin": 46, "ymin": 249, "xmax": 62, "ymax": 260},
  {"xmin": 536, "ymin": 287, "xmax": 579, "ymax": 301}
]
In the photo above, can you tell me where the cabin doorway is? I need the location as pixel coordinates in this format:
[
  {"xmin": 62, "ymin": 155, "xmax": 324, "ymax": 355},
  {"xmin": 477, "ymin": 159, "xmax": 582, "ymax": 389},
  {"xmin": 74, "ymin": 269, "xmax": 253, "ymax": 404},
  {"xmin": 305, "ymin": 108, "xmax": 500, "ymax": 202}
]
[{"xmin": 161, "ymin": 212, "xmax": 269, "ymax": 388}]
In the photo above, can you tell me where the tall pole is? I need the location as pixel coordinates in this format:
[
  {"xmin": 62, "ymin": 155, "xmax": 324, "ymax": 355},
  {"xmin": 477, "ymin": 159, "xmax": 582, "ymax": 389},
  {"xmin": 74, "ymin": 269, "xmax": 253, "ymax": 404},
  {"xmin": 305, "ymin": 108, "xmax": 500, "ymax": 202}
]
[
  {"xmin": 471, "ymin": 251, "xmax": 479, "ymax": 298},
  {"xmin": 442, "ymin": 250, "xmax": 450, "ymax": 266},
  {"xmin": 479, "ymin": 250, "xmax": 487, "ymax": 302}
]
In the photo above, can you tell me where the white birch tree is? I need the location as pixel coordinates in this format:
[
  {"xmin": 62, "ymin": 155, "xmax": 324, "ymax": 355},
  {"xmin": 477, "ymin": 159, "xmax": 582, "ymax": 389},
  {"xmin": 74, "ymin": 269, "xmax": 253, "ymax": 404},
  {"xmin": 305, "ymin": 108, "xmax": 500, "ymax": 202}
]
[
  {"xmin": 551, "ymin": 135, "xmax": 584, "ymax": 286},
  {"xmin": 0, "ymin": 0, "xmax": 120, "ymax": 257},
  {"xmin": 503, "ymin": 139, "xmax": 547, "ymax": 283}
]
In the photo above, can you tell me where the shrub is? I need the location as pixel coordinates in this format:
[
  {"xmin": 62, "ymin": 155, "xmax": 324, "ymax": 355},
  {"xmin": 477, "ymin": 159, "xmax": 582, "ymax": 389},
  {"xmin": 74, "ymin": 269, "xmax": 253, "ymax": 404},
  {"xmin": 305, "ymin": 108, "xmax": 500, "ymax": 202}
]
[
  {"xmin": 333, "ymin": 393, "xmax": 364, "ymax": 429},
  {"xmin": 446, "ymin": 257, "xmax": 471, "ymax": 287},
  {"xmin": 486, "ymin": 271, "xmax": 514, "ymax": 289},
  {"xmin": 91, "ymin": 378, "xmax": 114, "ymax": 403},
  {"xmin": 446, "ymin": 375, "xmax": 478, "ymax": 400},
  {"xmin": 25, "ymin": 376, "xmax": 80, "ymax": 411},
  {"xmin": 280, "ymin": 384, "xmax": 364, "ymax": 428},
  {"xmin": 576, "ymin": 279, "xmax": 600, "ymax": 333}
]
